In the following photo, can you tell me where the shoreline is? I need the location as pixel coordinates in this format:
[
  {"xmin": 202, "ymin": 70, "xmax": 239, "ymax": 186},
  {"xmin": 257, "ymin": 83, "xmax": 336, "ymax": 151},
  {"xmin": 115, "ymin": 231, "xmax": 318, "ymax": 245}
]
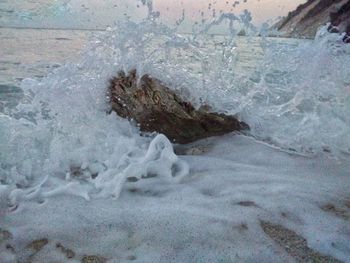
[{"xmin": 0, "ymin": 25, "xmax": 315, "ymax": 41}]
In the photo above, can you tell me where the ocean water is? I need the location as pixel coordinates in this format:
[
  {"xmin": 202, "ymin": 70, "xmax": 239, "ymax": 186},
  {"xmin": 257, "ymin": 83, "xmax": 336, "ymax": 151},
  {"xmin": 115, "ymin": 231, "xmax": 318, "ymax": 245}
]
[
  {"xmin": 1, "ymin": 3, "xmax": 350, "ymax": 263},
  {"xmin": 0, "ymin": 27, "xmax": 268, "ymax": 110},
  {"xmin": 0, "ymin": 28, "xmax": 89, "ymax": 110}
]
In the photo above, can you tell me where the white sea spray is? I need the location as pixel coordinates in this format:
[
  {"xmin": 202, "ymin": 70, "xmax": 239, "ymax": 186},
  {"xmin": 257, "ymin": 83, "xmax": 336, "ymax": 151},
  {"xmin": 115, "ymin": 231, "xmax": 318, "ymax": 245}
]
[{"xmin": 0, "ymin": 0, "xmax": 349, "ymax": 207}]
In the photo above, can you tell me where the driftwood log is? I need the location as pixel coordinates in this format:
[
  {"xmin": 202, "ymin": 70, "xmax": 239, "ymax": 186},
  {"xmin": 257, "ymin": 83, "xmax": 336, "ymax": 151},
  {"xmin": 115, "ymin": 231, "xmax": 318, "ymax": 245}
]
[{"xmin": 108, "ymin": 70, "xmax": 248, "ymax": 144}]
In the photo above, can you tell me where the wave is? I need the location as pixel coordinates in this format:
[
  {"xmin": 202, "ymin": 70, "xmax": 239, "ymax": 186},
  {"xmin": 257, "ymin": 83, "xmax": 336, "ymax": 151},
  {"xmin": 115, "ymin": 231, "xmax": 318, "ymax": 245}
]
[{"xmin": 1, "ymin": 7, "xmax": 349, "ymax": 205}]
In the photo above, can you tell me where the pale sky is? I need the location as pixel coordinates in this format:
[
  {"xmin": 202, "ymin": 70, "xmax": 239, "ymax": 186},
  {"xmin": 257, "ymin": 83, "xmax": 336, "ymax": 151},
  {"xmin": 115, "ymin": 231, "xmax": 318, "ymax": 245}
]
[
  {"xmin": 0, "ymin": 0, "xmax": 307, "ymax": 29},
  {"xmin": 153, "ymin": 0, "xmax": 307, "ymax": 25}
]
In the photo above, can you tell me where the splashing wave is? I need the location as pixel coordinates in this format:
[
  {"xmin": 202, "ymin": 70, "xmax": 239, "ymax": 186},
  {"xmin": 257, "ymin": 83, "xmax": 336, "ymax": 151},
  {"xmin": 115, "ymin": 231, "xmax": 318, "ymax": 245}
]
[{"xmin": 1, "ymin": 8, "xmax": 349, "ymax": 205}]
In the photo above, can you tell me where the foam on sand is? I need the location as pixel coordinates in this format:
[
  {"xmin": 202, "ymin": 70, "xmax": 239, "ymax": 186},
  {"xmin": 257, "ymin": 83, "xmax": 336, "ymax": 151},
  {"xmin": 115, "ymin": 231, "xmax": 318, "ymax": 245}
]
[{"xmin": 1, "ymin": 135, "xmax": 349, "ymax": 262}]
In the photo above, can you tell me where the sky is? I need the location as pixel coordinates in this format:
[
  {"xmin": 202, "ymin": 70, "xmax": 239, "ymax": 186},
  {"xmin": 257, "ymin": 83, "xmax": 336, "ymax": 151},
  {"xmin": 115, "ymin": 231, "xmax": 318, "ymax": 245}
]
[
  {"xmin": 0, "ymin": 0, "xmax": 307, "ymax": 30},
  {"xmin": 153, "ymin": 0, "xmax": 307, "ymax": 25}
]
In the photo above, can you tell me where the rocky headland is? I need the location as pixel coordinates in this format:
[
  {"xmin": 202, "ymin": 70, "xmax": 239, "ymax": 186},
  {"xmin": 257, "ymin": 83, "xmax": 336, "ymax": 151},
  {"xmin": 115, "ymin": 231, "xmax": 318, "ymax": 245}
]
[{"xmin": 276, "ymin": 0, "xmax": 350, "ymax": 41}]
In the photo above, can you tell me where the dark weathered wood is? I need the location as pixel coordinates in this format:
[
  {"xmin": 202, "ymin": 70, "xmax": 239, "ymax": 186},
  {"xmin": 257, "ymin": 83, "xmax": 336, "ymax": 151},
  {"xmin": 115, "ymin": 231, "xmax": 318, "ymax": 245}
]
[{"xmin": 108, "ymin": 70, "xmax": 248, "ymax": 144}]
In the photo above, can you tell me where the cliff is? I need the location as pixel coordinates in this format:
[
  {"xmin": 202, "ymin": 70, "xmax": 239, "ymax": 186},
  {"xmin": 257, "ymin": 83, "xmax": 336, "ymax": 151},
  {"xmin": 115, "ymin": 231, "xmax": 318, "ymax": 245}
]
[{"xmin": 276, "ymin": 0, "xmax": 350, "ymax": 39}]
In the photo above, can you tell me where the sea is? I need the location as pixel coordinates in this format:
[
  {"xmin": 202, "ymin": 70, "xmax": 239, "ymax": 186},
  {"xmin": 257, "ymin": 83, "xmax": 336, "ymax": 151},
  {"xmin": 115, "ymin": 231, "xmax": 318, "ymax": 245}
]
[{"xmin": 1, "ymin": 2, "xmax": 350, "ymax": 263}]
